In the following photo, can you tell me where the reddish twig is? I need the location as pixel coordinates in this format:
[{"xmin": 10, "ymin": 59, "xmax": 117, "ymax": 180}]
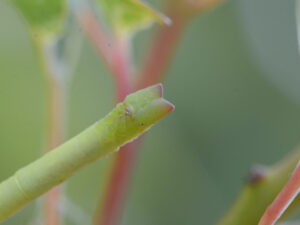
[
  {"xmin": 76, "ymin": 7, "xmax": 114, "ymax": 68},
  {"xmin": 77, "ymin": 8, "xmax": 137, "ymax": 225},
  {"xmin": 136, "ymin": 9, "xmax": 189, "ymax": 89},
  {"xmin": 95, "ymin": 8, "xmax": 189, "ymax": 225},
  {"xmin": 258, "ymin": 162, "xmax": 300, "ymax": 225},
  {"xmin": 36, "ymin": 40, "xmax": 67, "ymax": 225},
  {"xmin": 45, "ymin": 79, "xmax": 65, "ymax": 225},
  {"xmin": 95, "ymin": 141, "xmax": 141, "ymax": 225},
  {"xmin": 110, "ymin": 37, "xmax": 132, "ymax": 102},
  {"xmin": 94, "ymin": 30, "xmax": 136, "ymax": 225},
  {"xmin": 77, "ymin": 6, "xmax": 132, "ymax": 99},
  {"xmin": 77, "ymin": 3, "xmax": 190, "ymax": 225},
  {"xmin": 45, "ymin": 187, "xmax": 61, "ymax": 225},
  {"xmin": 136, "ymin": 0, "xmax": 225, "ymax": 89},
  {"xmin": 189, "ymin": 0, "xmax": 224, "ymax": 14}
]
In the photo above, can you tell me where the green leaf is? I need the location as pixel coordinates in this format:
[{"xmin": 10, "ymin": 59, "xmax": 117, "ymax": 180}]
[
  {"xmin": 95, "ymin": 0, "xmax": 170, "ymax": 37},
  {"xmin": 10, "ymin": 0, "xmax": 67, "ymax": 35}
]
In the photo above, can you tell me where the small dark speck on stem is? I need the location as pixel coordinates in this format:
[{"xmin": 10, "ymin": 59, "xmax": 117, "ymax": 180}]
[{"xmin": 246, "ymin": 165, "xmax": 267, "ymax": 185}]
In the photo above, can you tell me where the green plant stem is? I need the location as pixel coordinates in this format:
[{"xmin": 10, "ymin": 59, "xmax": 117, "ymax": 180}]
[
  {"xmin": 216, "ymin": 147, "xmax": 300, "ymax": 225},
  {"xmin": 0, "ymin": 84, "xmax": 174, "ymax": 222}
]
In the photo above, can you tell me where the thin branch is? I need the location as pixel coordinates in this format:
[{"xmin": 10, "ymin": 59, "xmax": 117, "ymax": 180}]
[
  {"xmin": 91, "ymin": 23, "xmax": 136, "ymax": 225},
  {"xmin": 136, "ymin": 7, "xmax": 189, "ymax": 89},
  {"xmin": 76, "ymin": 6, "xmax": 114, "ymax": 68},
  {"xmin": 258, "ymin": 163, "xmax": 300, "ymax": 225},
  {"xmin": 35, "ymin": 39, "xmax": 67, "ymax": 225},
  {"xmin": 216, "ymin": 147, "xmax": 300, "ymax": 225},
  {"xmin": 93, "ymin": 6, "xmax": 188, "ymax": 225},
  {"xmin": 81, "ymin": 3, "xmax": 191, "ymax": 225},
  {"xmin": 76, "ymin": 6, "xmax": 132, "ymax": 100},
  {"xmin": 110, "ymin": 37, "xmax": 132, "ymax": 102},
  {"xmin": 94, "ymin": 141, "xmax": 141, "ymax": 225},
  {"xmin": 136, "ymin": 0, "xmax": 224, "ymax": 89},
  {"xmin": 76, "ymin": 6, "xmax": 140, "ymax": 225},
  {"xmin": 44, "ymin": 80, "xmax": 65, "ymax": 225},
  {"xmin": 136, "ymin": 0, "xmax": 226, "ymax": 89},
  {"xmin": 79, "ymin": 1, "xmax": 224, "ymax": 225},
  {"xmin": 188, "ymin": 0, "xmax": 225, "ymax": 14}
]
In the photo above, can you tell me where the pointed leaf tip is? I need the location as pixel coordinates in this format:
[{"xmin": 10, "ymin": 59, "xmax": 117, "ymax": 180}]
[{"xmin": 95, "ymin": 0, "xmax": 169, "ymax": 37}]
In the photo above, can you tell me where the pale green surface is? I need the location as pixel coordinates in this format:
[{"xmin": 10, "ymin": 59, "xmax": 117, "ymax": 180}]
[
  {"xmin": 1, "ymin": 0, "xmax": 300, "ymax": 225},
  {"xmin": 0, "ymin": 84, "xmax": 172, "ymax": 222}
]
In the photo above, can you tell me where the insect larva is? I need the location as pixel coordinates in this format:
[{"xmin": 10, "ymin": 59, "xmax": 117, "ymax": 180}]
[{"xmin": 0, "ymin": 84, "xmax": 174, "ymax": 222}]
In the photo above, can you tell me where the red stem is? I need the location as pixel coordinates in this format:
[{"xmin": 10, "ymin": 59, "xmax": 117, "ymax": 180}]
[
  {"xmin": 94, "ymin": 33, "xmax": 137, "ymax": 225},
  {"xmin": 81, "ymin": 10, "xmax": 135, "ymax": 224},
  {"xmin": 190, "ymin": 0, "xmax": 224, "ymax": 14},
  {"xmin": 77, "ymin": 7, "xmax": 131, "ymax": 98},
  {"xmin": 37, "ymin": 40, "xmax": 66, "ymax": 225},
  {"xmin": 259, "ymin": 163, "xmax": 300, "ymax": 225},
  {"xmin": 111, "ymin": 38, "xmax": 132, "ymax": 102},
  {"xmin": 76, "ymin": 7, "xmax": 114, "ymax": 68},
  {"xmin": 136, "ymin": 0, "xmax": 224, "ymax": 88},
  {"xmin": 96, "ymin": 141, "xmax": 141, "ymax": 225},
  {"xmin": 78, "ymin": 4, "xmax": 189, "ymax": 225},
  {"xmin": 97, "ymin": 12, "xmax": 189, "ymax": 225},
  {"xmin": 44, "ymin": 76, "xmax": 66, "ymax": 225},
  {"xmin": 136, "ymin": 7, "xmax": 189, "ymax": 89},
  {"xmin": 45, "ymin": 187, "xmax": 61, "ymax": 225}
]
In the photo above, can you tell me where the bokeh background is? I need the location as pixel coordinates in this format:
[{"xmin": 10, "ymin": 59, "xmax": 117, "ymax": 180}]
[{"xmin": 1, "ymin": 0, "xmax": 300, "ymax": 224}]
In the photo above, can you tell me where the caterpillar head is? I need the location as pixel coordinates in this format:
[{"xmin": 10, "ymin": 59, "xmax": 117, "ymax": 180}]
[{"xmin": 112, "ymin": 83, "xmax": 174, "ymax": 146}]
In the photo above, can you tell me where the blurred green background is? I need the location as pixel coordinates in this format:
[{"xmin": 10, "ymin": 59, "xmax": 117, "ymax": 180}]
[{"xmin": 1, "ymin": 0, "xmax": 300, "ymax": 224}]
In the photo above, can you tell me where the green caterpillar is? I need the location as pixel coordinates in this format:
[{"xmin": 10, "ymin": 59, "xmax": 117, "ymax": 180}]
[{"xmin": 0, "ymin": 84, "xmax": 174, "ymax": 222}]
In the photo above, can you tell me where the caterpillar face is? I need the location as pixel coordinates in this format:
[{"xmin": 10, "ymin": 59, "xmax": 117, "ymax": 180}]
[
  {"xmin": 105, "ymin": 83, "xmax": 174, "ymax": 148},
  {"xmin": 123, "ymin": 83, "xmax": 174, "ymax": 129}
]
